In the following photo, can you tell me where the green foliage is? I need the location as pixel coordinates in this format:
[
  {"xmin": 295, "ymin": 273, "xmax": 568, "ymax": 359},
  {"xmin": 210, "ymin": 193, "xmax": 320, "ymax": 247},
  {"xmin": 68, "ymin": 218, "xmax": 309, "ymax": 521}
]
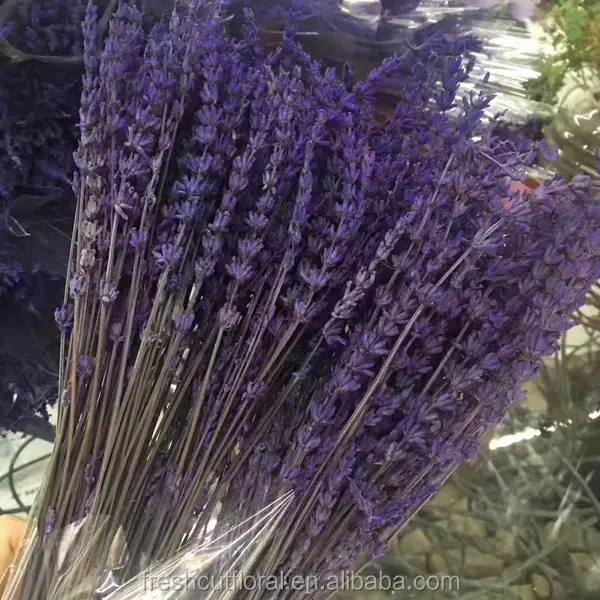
[
  {"xmin": 526, "ymin": 0, "xmax": 600, "ymax": 103},
  {"xmin": 524, "ymin": 55, "xmax": 567, "ymax": 103}
]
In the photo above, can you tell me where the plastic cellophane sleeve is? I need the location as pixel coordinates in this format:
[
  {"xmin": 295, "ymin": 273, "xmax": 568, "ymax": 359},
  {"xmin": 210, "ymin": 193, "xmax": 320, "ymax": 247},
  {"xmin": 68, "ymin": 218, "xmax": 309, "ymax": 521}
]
[
  {"xmin": 5, "ymin": 493, "xmax": 294, "ymax": 600},
  {"xmin": 278, "ymin": 0, "xmax": 552, "ymax": 119}
]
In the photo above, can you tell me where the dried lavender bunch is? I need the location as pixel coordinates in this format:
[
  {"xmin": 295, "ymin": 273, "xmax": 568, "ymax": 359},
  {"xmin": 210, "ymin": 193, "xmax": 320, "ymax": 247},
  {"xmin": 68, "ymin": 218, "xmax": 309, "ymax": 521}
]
[
  {"xmin": 0, "ymin": 0, "xmax": 85, "ymax": 437},
  {"xmin": 0, "ymin": 0, "xmax": 167, "ymax": 437},
  {"xmin": 10, "ymin": 1, "xmax": 600, "ymax": 598},
  {"xmin": 0, "ymin": 0, "xmax": 85, "ymax": 218},
  {"xmin": 0, "ymin": 272, "xmax": 63, "ymax": 442}
]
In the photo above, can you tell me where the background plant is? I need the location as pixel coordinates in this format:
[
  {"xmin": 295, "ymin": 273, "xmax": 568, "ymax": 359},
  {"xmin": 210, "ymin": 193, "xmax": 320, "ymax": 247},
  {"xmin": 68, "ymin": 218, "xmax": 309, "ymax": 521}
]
[{"xmin": 525, "ymin": 0, "xmax": 600, "ymax": 104}]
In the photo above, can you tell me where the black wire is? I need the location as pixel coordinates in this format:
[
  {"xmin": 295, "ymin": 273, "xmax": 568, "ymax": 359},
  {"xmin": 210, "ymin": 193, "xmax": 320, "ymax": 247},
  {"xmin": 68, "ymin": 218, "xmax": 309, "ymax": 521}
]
[
  {"xmin": 0, "ymin": 453, "xmax": 49, "ymax": 486},
  {"xmin": 0, "ymin": 506, "xmax": 31, "ymax": 515},
  {"xmin": 8, "ymin": 437, "xmax": 34, "ymax": 511},
  {"xmin": 0, "ymin": 436, "xmax": 51, "ymax": 516}
]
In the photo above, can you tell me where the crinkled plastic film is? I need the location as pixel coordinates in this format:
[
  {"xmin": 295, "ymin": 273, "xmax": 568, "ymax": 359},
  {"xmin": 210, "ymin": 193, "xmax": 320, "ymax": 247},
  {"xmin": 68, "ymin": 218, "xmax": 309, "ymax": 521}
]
[
  {"xmin": 5, "ymin": 515, "xmax": 128, "ymax": 600},
  {"xmin": 274, "ymin": 1, "xmax": 554, "ymax": 180},
  {"xmin": 105, "ymin": 493, "xmax": 293, "ymax": 600},
  {"xmin": 3, "ymin": 2, "xmax": 555, "ymax": 600},
  {"xmin": 6, "ymin": 494, "xmax": 293, "ymax": 600},
  {"xmin": 283, "ymin": 1, "xmax": 552, "ymax": 121}
]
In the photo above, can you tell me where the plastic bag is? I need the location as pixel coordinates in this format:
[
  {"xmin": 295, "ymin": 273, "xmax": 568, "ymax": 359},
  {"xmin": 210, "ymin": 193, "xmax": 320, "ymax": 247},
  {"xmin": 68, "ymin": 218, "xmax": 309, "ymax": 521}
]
[
  {"xmin": 5, "ymin": 494, "xmax": 294, "ymax": 600},
  {"xmin": 258, "ymin": 0, "xmax": 555, "ymax": 182},
  {"xmin": 105, "ymin": 493, "xmax": 293, "ymax": 600},
  {"xmin": 257, "ymin": 0, "xmax": 553, "ymax": 123}
]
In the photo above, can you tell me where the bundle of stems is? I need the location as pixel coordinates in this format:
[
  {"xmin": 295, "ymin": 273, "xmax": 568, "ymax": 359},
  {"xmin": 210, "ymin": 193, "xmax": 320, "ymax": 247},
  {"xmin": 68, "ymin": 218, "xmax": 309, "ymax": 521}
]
[{"xmin": 7, "ymin": 0, "xmax": 600, "ymax": 598}]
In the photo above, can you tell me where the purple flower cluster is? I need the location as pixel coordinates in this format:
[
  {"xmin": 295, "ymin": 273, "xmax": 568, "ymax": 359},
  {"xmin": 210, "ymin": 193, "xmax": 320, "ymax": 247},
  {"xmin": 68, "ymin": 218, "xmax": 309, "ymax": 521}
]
[
  {"xmin": 0, "ymin": 0, "xmax": 86, "ymax": 437},
  {"xmin": 0, "ymin": 0, "xmax": 172, "ymax": 436},
  {"xmin": 0, "ymin": 270, "xmax": 62, "ymax": 442},
  {"xmin": 0, "ymin": 0, "xmax": 84, "ymax": 219},
  {"xmin": 30, "ymin": 1, "xmax": 600, "ymax": 597}
]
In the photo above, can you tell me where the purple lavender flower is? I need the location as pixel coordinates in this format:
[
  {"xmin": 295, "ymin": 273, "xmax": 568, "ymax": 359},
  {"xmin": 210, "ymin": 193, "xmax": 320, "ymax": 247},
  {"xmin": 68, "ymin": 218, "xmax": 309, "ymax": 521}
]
[{"xmin": 20, "ymin": 4, "xmax": 600, "ymax": 600}]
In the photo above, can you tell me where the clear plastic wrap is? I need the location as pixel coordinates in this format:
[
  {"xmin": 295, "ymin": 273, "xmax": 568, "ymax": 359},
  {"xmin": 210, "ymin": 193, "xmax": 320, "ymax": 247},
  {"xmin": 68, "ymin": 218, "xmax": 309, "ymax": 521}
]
[
  {"xmin": 106, "ymin": 493, "xmax": 293, "ymax": 600},
  {"xmin": 280, "ymin": 1, "xmax": 553, "ymax": 122},
  {"xmin": 6, "ymin": 494, "xmax": 294, "ymax": 600},
  {"xmin": 268, "ymin": 0, "xmax": 554, "ymax": 181}
]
